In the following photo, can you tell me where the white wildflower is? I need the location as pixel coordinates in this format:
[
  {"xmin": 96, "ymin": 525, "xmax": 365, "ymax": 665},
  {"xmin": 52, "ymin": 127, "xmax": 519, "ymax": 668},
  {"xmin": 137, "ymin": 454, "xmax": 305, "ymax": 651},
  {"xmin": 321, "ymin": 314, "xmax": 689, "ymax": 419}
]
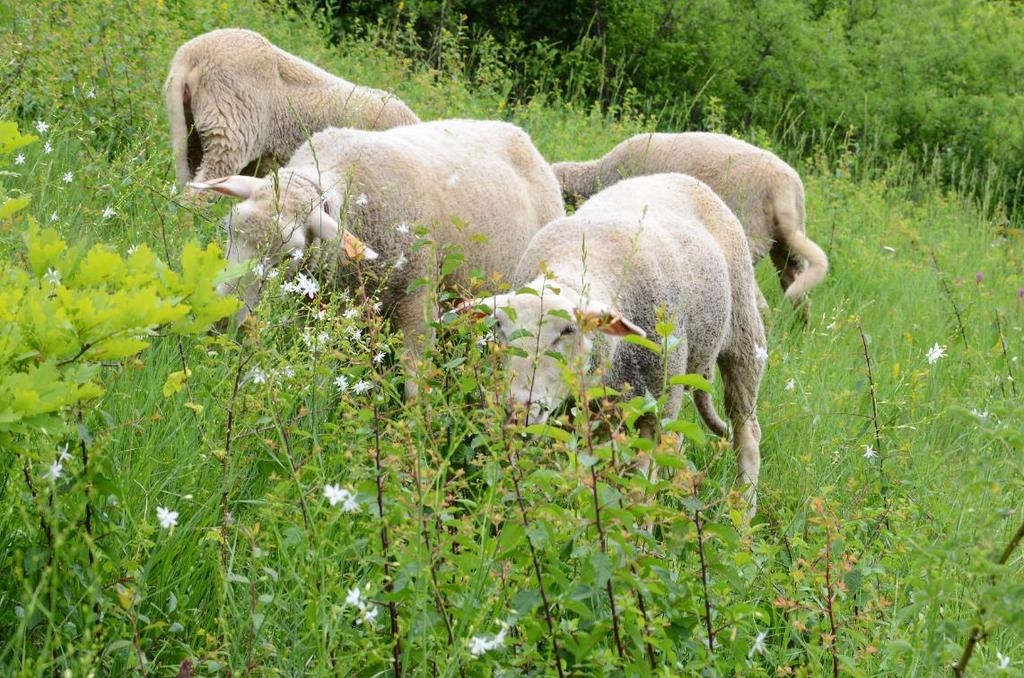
[
  {"xmin": 395, "ymin": 222, "xmax": 410, "ymax": 235},
  {"xmin": 49, "ymin": 211, "xmax": 58, "ymax": 223},
  {"xmin": 86, "ymin": 88, "xmax": 96, "ymax": 99},
  {"xmin": 358, "ymin": 605, "xmax": 379, "ymax": 625},
  {"xmin": 282, "ymin": 272, "xmax": 320, "ymax": 298},
  {"xmin": 290, "ymin": 249, "xmax": 305, "ymax": 261},
  {"xmin": 754, "ymin": 345, "xmax": 769, "ymax": 363},
  {"xmin": 43, "ymin": 141, "xmax": 53, "ymax": 154},
  {"xmin": 14, "ymin": 153, "xmax": 25, "ymax": 165},
  {"xmin": 44, "ymin": 459, "xmax": 63, "ymax": 482},
  {"xmin": 863, "ymin": 444, "xmax": 878, "ymax": 460},
  {"xmin": 349, "ymin": 327, "xmax": 362, "ymax": 341},
  {"xmin": 345, "ymin": 586, "xmax": 365, "ymax": 609},
  {"xmin": 352, "ymin": 380, "xmax": 372, "ymax": 395},
  {"xmin": 882, "ymin": 246, "xmax": 896, "ymax": 253},
  {"xmin": 334, "ymin": 375, "xmax": 350, "ymax": 393},
  {"xmin": 468, "ymin": 623, "xmax": 508, "ymax": 657},
  {"xmin": 394, "ymin": 252, "xmax": 407, "ymax": 270},
  {"xmin": 446, "ymin": 172, "xmax": 460, "ymax": 188},
  {"xmin": 343, "ymin": 307, "xmax": 359, "ymax": 320},
  {"xmin": 35, "ymin": 120, "xmax": 49, "ymax": 134},
  {"xmin": 997, "ymin": 652, "xmax": 1011, "ymax": 669},
  {"xmin": 748, "ymin": 630, "xmax": 768, "ymax": 659},
  {"xmin": 970, "ymin": 408, "xmax": 990, "ymax": 421},
  {"xmin": 62, "ymin": 171, "xmax": 73, "ymax": 184},
  {"xmin": 324, "ymin": 484, "xmax": 354, "ymax": 507},
  {"xmin": 247, "ymin": 367, "xmax": 268, "ymax": 385},
  {"xmin": 127, "ymin": 244, "xmax": 139, "ymax": 255},
  {"xmin": 784, "ymin": 378, "xmax": 795, "ymax": 391},
  {"xmin": 102, "ymin": 206, "xmax": 116, "ymax": 219},
  {"xmin": 44, "ymin": 267, "xmax": 61, "ymax": 286},
  {"xmin": 317, "ymin": 330, "xmax": 330, "ymax": 344},
  {"xmin": 354, "ymin": 193, "xmax": 368, "ymax": 206},
  {"xmin": 156, "ymin": 506, "xmax": 179, "ymax": 530},
  {"xmin": 57, "ymin": 444, "xmax": 71, "ymax": 462},
  {"xmin": 266, "ymin": 268, "xmax": 280, "ymax": 280},
  {"xmin": 926, "ymin": 343, "xmax": 947, "ymax": 365},
  {"xmin": 278, "ymin": 366, "xmax": 295, "ymax": 379},
  {"xmin": 373, "ymin": 351, "xmax": 386, "ymax": 365},
  {"xmin": 372, "ymin": 301, "xmax": 382, "ymax": 313}
]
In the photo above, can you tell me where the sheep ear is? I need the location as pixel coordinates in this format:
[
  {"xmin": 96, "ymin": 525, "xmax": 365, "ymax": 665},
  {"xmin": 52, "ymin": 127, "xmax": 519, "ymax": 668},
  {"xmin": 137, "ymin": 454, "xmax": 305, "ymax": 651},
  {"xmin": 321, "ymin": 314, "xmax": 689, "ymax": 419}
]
[
  {"xmin": 580, "ymin": 303, "xmax": 646, "ymax": 338},
  {"xmin": 306, "ymin": 210, "xmax": 378, "ymax": 261},
  {"xmin": 187, "ymin": 176, "xmax": 262, "ymax": 199}
]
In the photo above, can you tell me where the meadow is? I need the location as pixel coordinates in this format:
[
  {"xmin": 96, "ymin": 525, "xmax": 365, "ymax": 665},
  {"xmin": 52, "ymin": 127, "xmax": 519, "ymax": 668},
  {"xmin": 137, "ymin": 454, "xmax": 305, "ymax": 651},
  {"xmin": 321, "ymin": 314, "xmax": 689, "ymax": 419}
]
[{"xmin": 1, "ymin": 0, "xmax": 1022, "ymax": 675}]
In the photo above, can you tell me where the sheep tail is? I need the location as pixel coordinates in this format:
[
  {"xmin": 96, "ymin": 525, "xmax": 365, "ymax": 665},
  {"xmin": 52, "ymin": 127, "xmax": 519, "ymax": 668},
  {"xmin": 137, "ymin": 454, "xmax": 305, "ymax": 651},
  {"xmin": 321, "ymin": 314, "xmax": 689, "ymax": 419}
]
[
  {"xmin": 694, "ymin": 389, "xmax": 729, "ymax": 437},
  {"xmin": 774, "ymin": 181, "xmax": 829, "ymax": 302},
  {"xmin": 552, "ymin": 160, "xmax": 601, "ymax": 204},
  {"xmin": 164, "ymin": 54, "xmax": 194, "ymax": 186}
]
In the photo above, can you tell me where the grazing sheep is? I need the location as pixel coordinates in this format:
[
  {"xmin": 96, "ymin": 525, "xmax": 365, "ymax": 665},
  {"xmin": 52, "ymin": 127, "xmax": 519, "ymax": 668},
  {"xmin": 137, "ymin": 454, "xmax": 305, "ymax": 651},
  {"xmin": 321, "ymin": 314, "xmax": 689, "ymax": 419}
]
[
  {"xmin": 553, "ymin": 132, "xmax": 829, "ymax": 309},
  {"xmin": 463, "ymin": 173, "xmax": 766, "ymax": 515},
  {"xmin": 188, "ymin": 119, "xmax": 565, "ymax": 384},
  {"xmin": 165, "ymin": 28, "xmax": 420, "ymax": 193}
]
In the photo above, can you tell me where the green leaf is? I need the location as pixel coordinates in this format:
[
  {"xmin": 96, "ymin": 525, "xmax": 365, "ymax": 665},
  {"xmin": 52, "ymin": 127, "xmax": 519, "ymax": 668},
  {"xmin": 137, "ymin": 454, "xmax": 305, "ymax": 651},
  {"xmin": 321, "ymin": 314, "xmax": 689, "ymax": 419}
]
[
  {"xmin": 0, "ymin": 195, "xmax": 31, "ymax": 220},
  {"xmin": 664, "ymin": 419, "xmax": 707, "ymax": 445},
  {"xmin": 162, "ymin": 368, "xmax": 191, "ymax": 397},
  {"xmin": 0, "ymin": 121, "xmax": 38, "ymax": 154},
  {"xmin": 622, "ymin": 334, "xmax": 661, "ymax": 354},
  {"xmin": 669, "ymin": 373, "xmax": 713, "ymax": 392},
  {"xmin": 522, "ymin": 423, "xmax": 573, "ymax": 443},
  {"xmin": 585, "ymin": 385, "xmax": 621, "ymax": 400}
]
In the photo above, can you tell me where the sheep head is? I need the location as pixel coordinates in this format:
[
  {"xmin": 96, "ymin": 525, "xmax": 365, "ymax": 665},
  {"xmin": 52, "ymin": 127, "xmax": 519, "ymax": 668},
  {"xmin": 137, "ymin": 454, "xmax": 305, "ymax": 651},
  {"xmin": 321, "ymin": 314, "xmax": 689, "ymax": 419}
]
[{"xmin": 459, "ymin": 280, "xmax": 644, "ymax": 425}]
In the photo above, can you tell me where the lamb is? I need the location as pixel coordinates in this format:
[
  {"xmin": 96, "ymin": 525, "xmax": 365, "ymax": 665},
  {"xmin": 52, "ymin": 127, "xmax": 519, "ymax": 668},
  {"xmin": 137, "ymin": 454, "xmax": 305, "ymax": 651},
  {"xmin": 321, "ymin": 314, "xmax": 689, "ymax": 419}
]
[
  {"xmin": 553, "ymin": 132, "xmax": 829, "ymax": 310},
  {"xmin": 462, "ymin": 173, "xmax": 766, "ymax": 515},
  {"xmin": 164, "ymin": 28, "xmax": 420, "ymax": 194},
  {"xmin": 187, "ymin": 119, "xmax": 565, "ymax": 383}
]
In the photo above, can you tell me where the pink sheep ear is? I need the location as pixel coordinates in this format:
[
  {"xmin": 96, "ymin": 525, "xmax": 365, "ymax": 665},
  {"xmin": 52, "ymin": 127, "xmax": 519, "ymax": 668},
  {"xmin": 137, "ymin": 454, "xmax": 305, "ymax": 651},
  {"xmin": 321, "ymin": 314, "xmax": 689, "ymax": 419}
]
[
  {"xmin": 579, "ymin": 302, "xmax": 646, "ymax": 338},
  {"xmin": 305, "ymin": 209, "xmax": 378, "ymax": 261},
  {"xmin": 453, "ymin": 297, "xmax": 495, "ymax": 319},
  {"xmin": 187, "ymin": 175, "xmax": 263, "ymax": 199}
]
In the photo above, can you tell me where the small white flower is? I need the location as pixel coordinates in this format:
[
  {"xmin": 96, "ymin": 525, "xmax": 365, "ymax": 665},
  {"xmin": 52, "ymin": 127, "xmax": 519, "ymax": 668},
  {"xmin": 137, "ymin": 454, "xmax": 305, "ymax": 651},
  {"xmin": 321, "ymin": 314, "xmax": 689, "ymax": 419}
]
[
  {"xmin": 754, "ymin": 345, "xmax": 769, "ymax": 363},
  {"xmin": 395, "ymin": 222, "xmax": 410, "ymax": 235},
  {"xmin": 252, "ymin": 261, "xmax": 268, "ymax": 277},
  {"xmin": 446, "ymin": 172, "xmax": 460, "ymax": 188},
  {"xmin": 290, "ymin": 249, "xmax": 305, "ymax": 261},
  {"xmin": 282, "ymin": 272, "xmax": 320, "ymax": 298},
  {"xmin": 926, "ymin": 343, "xmax": 947, "ymax": 365},
  {"xmin": 372, "ymin": 301, "xmax": 382, "ymax": 313},
  {"xmin": 334, "ymin": 375, "xmax": 350, "ymax": 393},
  {"xmin": 352, "ymin": 380, "xmax": 372, "ymax": 395},
  {"xmin": 62, "ymin": 171, "xmax": 73, "ymax": 184},
  {"xmin": 997, "ymin": 652, "xmax": 1011, "ymax": 669},
  {"xmin": 468, "ymin": 624, "xmax": 508, "ymax": 657},
  {"xmin": 278, "ymin": 366, "xmax": 295, "ymax": 379},
  {"xmin": 49, "ymin": 211, "xmax": 58, "ymax": 223},
  {"xmin": 127, "ymin": 244, "xmax": 139, "ymax": 255},
  {"xmin": 44, "ymin": 459, "xmax": 64, "ymax": 481},
  {"xmin": 476, "ymin": 330, "xmax": 495, "ymax": 348},
  {"xmin": 970, "ymin": 408, "xmax": 990, "ymax": 421},
  {"xmin": 826, "ymin": 320, "xmax": 837, "ymax": 330},
  {"xmin": 358, "ymin": 605, "xmax": 379, "ymax": 625},
  {"xmin": 394, "ymin": 253, "xmax": 407, "ymax": 270},
  {"xmin": 43, "ymin": 141, "xmax": 53, "ymax": 154},
  {"xmin": 748, "ymin": 630, "xmax": 768, "ymax": 658},
  {"xmin": 373, "ymin": 351, "xmax": 386, "ymax": 365},
  {"xmin": 349, "ymin": 327, "xmax": 362, "ymax": 341},
  {"xmin": 343, "ymin": 308, "xmax": 359, "ymax": 320},
  {"xmin": 86, "ymin": 88, "xmax": 96, "ymax": 99},
  {"xmin": 784, "ymin": 378, "xmax": 795, "ymax": 391},
  {"xmin": 57, "ymin": 444, "xmax": 71, "ymax": 462},
  {"xmin": 324, "ymin": 484, "xmax": 351, "ymax": 507},
  {"xmin": 156, "ymin": 506, "xmax": 179, "ymax": 529},
  {"xmin": 102, "ymin": 206, "xmax": 116, "ymax": 219},
  {"xmin": 882, "ymin": 246, "xmax": 896, "ymax": 253},
  {"xmin": 317, "ymin": 330, "xmax": 330, "ymax": 344},
  {"xmin": 345, "ymin": 586, "xmax": 365, "ymax": 609},
  {"xmin": 14, "ymin": 153, "xmax": 25, "ymax": 165},
  {"xmin": 863, "ymin": 444, "xmax": 878, "ymax": 460},
  {"xmin": 35, "ymin": 120, "xmax": 49, "ymax": 134},
  {"xmin": 247, "ymin": 367, "xmax": 268, "ymax": 385},
  {"xmin": 266, "ymin": 268, "xmax": 280, "ymax": 280},
  {"xmin": 44, "ymin": 267, "xmax": 61, "ymax": 286},
  {"xmin": 354, "ymin": 193, "xmax": 368, "ymax": 206}
]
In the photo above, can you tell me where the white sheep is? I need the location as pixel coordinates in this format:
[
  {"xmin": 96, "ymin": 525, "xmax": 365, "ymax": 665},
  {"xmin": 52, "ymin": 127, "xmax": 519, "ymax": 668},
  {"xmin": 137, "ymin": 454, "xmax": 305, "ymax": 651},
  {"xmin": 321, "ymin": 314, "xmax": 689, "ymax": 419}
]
[
  {"xmin": 187, "ymin": 119, "xmax": 565, "ymax": 384},
  {"xmin": 164, "ymin": 28, "xmax": 420, "ymax": 192},
  {"xmin": 462, "ymin": 173, "xmax": 766, "ymax": 515},
  {"xmin": 553, "ymin": 132, "xmax": 829, "ymax": 310}
]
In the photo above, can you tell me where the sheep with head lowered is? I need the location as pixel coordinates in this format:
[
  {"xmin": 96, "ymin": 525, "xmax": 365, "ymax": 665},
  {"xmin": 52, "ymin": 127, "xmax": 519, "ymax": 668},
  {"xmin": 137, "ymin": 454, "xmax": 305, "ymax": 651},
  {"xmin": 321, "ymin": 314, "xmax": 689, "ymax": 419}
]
[
  {"xmin": 553, "ymin": 132, "xmax": 828, "ymax": 311},
  {"xmin": 462, "ymin": 173, "xmax": 767, "ymax": 516},
  {"xmin": 164, "ymin": 28, "xmax": 420, "ymax": 195},
  {"xmin": 188, "ymin": 119, "xmax": 565, "ymax": 389}
]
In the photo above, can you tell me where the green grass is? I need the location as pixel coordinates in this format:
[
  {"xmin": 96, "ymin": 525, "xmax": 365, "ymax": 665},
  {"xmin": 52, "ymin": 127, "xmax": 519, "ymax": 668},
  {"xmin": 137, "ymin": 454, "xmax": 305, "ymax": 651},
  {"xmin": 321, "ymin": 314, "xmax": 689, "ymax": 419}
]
[{"xmin": 1, "ymin": 0, "xmax": 1022, "ymax": 675}]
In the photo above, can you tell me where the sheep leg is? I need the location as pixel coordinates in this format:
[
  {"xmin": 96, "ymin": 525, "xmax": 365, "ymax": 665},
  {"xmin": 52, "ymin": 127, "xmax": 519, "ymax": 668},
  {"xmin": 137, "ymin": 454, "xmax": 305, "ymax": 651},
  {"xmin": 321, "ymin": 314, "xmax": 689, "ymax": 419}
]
[
  {"xmin": 718, "ymin": 325, "xmax": 765, "ymax": 520},
  {"xmin": 393, "ymin": 290, "xmax": 434, "ymax": 400}
]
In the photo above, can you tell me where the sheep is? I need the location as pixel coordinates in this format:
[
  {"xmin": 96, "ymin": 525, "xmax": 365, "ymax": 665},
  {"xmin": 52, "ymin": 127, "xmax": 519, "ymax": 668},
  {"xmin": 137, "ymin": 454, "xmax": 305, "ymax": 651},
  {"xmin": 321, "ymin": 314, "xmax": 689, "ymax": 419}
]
[
  {"xmin": 553, "ymin": 132, "xmax": 829, "ymax": 310},
  {"xmin": 164, "ymin": 28, "xmax": 420, "ymax": 195},
  {"xmin": 187, "ymin": 119, "xmax": 565, "ymax": 388},
  {"xmin": 461, "ymin": 173, "xmax": 766, "ymax": 515}
]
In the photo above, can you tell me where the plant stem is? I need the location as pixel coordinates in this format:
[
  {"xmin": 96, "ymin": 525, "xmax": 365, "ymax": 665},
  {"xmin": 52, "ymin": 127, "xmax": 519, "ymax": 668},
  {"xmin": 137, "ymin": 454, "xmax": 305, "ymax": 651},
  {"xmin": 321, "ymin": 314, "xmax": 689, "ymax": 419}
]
[
  {"xmin": 372, "ymin": 399, "xmax": 402, "ymax": 678},
  {"xmin": 690, "ymin": 478, "xmax": 715, "ymax": 653}
]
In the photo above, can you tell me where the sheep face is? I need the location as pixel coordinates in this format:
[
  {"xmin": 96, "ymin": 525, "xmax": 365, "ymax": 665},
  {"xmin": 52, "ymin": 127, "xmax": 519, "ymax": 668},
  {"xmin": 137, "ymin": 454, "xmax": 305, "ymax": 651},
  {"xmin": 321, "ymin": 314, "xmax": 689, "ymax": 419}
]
[
  {"xmin": 188, "ymin": 174, "xmax": 376, "ymax": 320},
  {"xmin": 465, "ymin": 283, "xmax": 644, "ymax": 425}
]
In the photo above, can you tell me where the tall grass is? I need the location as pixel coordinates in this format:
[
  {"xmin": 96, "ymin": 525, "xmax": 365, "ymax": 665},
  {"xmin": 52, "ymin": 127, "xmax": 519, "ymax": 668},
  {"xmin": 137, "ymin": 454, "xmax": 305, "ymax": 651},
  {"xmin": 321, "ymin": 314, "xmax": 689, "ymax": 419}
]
[{"xmin": 1, "ymin": 0, "xmax": 1022, "ymax": 675}]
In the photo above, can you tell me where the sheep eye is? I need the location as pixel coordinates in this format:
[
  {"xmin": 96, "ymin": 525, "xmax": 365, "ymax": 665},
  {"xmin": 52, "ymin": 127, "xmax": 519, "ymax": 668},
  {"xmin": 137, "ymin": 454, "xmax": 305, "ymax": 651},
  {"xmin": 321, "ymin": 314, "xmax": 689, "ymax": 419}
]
[{"xmin": 558, "ymin": 325, "xmax": 577, "ymax": 338}]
